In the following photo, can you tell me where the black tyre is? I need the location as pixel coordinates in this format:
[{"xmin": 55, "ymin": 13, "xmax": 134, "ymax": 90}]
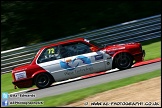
[
  {"xmin": 114, "ymin": 53, "xmax": 133, "ymax": 70},
  {"xmin": 34, "ymin": 73, "xmax": 53, "ymax": 89}
]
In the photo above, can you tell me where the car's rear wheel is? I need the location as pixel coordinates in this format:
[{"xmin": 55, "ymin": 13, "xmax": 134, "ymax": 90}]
[
  {"xmin": 114, "ymin": 53, "xmax": 133, "ymax": 70},
  {"xmin": 34, "ymin": 73, "xmax": 53, "ymax": 89}
]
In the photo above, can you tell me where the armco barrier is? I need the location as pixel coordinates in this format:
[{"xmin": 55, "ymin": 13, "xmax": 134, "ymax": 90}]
[{"xmin": 1, "ymin": 14, "xmax": 161, "ymax": 74}]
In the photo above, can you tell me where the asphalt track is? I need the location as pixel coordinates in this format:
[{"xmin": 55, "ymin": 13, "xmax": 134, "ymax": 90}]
[{"xmin": 8, "ymin": 61, "xmax": 161, "ymax": 102}]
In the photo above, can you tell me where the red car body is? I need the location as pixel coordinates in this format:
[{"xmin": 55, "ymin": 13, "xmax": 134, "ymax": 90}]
[{"xmin": 12, "ymin": 38, "xmax": 145, "ymax": 89}]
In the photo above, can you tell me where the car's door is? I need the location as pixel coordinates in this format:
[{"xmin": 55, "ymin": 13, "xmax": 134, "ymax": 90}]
[
  {"xmin": 37, "ymin": 42, "xmax": 112, "ymax": 82},
  {"xmin": 36, "ymin": 44, "xmax": 89, "ymax": 81},
  {"xmin": 52, "ymin": 42, "xmax": 112, "ymax": 80},
  {"xmin": 89, "ymin": 50, "xmax": 112, "ymax": 73},
  {"xmin": 51, "ymin": 42, "xmax": 93, "ymax": 80},
  {"xmin": 36, "ymin": 46, "xmax": 67, "ymax": 81}
]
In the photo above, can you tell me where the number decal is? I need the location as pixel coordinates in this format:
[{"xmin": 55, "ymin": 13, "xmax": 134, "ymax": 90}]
[
  {"xmin": 51, "ymin": 48, "xmax": 54, "ymax": 53},
  {"xmin": 48, "ymin": 49, "xmax": 50, "ymax": 54},
  {"xmin": 15, "ymin": 71, "xmax": 27, "ymax": 81},
  {"xmin": 48, "ymin": 48, "xmax": 55, "ymax": 54}
]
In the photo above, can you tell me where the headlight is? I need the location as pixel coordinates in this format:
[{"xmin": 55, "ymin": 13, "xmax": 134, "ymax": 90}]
[{"xmin": 14, "ymin": 71, "xmax": 27, "ymax": 81}]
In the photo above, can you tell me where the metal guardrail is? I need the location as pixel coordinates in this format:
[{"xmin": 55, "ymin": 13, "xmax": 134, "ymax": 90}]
[{"xmin": 1, "ymin": 14, "xmax": 161, "ymax": 74}]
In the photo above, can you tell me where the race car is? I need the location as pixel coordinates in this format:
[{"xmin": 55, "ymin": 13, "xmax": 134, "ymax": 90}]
[{"xmin": 12, "ymin": 37, "xmax": 145, "ymax": 89}]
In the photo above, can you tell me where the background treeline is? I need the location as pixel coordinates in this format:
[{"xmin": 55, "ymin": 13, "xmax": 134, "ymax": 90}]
[{"xmin": 1, "ymin": 1, "xmax": 161, "ymax": 51}]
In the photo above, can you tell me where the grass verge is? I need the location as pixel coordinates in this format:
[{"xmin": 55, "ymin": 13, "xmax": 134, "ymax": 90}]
[
  {"xmin": 141, "ymin": 38, "xmax": 161, "ymax": 60},
  {"xmin": 1, "ymin": 38, "xmax": 161, "ymax": 93},
  {"xmin": 9, "ymin": 69, "xmax": 161, "ymax": 107}
]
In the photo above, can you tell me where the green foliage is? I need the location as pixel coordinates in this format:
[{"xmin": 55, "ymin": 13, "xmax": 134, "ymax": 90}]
[{"xmin": 1, "ymin": 1, "xmax": 161, "ymax": 51}]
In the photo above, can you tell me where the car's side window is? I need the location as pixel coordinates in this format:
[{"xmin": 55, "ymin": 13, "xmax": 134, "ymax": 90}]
[
  {"xmin": 74, "ymin": 42, "xmax": 92, "ymax": 55},
  {"xmin": 37, "ymin": 46, "xmax": 61, "ymax": 64},
  {"xmin": 59, "ymin": 42, "xmax": 91, "ymax": 58}
]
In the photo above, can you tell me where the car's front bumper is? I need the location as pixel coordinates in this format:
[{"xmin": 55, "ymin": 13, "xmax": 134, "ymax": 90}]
[{"xmin": 12, "ymin": 78, "xmax": 33, "ymax": 89}]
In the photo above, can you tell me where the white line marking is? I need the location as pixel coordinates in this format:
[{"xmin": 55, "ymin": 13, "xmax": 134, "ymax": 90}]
[
  {"xmin": 121, "ymin": 20, "xmax": 137, "ymax": 25},
  {"xmin": 1, "ymin": 47, "xmax": 26, "ymax": 54},
  {"xmin": 9, "ymin": 89, "xmax": 30, "ymax": 95},
  {"xmin": 52, "ymin": 77, "xmax": 82, "ymax": 85},
  {"xmin": 105, "ymin": 68, "xmax": 119, "ymax": 73}
]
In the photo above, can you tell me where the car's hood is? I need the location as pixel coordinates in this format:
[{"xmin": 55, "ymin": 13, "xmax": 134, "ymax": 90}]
[{"xmin": 12, "ymin": 63, "xmax": 30, "ymax": 72}]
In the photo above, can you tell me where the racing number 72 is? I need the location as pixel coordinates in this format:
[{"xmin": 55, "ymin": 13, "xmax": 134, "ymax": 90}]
[{"xmin": 48, "ymin": 48, "xmax": 55, "ymax": 54}]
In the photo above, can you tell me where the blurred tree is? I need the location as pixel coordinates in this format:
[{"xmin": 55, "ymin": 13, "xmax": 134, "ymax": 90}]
[{"xmin": 1, "ymin": 1, "xmax": 161, "ymax": 51}]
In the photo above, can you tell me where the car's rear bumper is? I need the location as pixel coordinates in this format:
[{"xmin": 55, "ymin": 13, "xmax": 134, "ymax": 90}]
[
  {"xmin": 12, "ymin": 78, "xmax": 33, "ymax": 88},
  {"xmin": 134, "ymin": 50, "xmax": 145, "ymax": 63}
]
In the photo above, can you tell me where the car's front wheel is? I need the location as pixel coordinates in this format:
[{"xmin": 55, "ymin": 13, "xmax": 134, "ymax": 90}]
[
  {"xmin": 34, "ymin": 73, "xmax": 53, "ymax": 89},
  {"xmin": 114, "ymin": 53, "xmax": 133, "ymax": 70}
]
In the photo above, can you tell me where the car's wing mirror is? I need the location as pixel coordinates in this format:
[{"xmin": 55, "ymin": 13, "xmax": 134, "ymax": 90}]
[{"xmin": 90, "ymin": 47, "xmax": 99, "ymax": 52}]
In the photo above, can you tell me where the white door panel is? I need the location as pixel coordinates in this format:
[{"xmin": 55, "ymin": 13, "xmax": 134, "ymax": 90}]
[
  {"xmin": 89, "ymin": 51, "xmax": 112, "ymax": 73},
  {"xmin": 38, "ymin": 51, "xmax": 112, "ymax": 82},
  {"xmin": 37, "ymin": 58, "xmax": 68, "ymax": 81},
  {"xmin": 53, "ymin": 54, "xmax": 93, "ymax": 80}
]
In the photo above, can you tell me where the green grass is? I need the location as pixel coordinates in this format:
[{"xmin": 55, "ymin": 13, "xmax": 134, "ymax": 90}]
[
  {"xmin": 141, "ymin": 38, "xmax": 161, "ymax": 60},
  {"xmin": 1, "ymin": 38, "xmax": 161, "ymax": 93},
  {"xmin": 9, "ymin": 69, "xmax": 161, "ymax": 107}
]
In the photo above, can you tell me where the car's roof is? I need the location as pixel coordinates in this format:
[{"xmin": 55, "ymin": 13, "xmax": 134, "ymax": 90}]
[{"xmin": 40, "ymin": 37, "xmax": 85, "ymax": 50}]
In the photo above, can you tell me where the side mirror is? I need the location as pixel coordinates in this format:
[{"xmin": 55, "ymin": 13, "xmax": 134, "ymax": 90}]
[{"xmin": 90, "ymin": 47, "xmax": 98, "ymax": 52}]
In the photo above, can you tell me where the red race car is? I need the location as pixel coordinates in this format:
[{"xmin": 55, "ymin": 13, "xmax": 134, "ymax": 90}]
[{"xmin": 12, "ymin": 38, "xmax": 145, "ymax": 89}]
